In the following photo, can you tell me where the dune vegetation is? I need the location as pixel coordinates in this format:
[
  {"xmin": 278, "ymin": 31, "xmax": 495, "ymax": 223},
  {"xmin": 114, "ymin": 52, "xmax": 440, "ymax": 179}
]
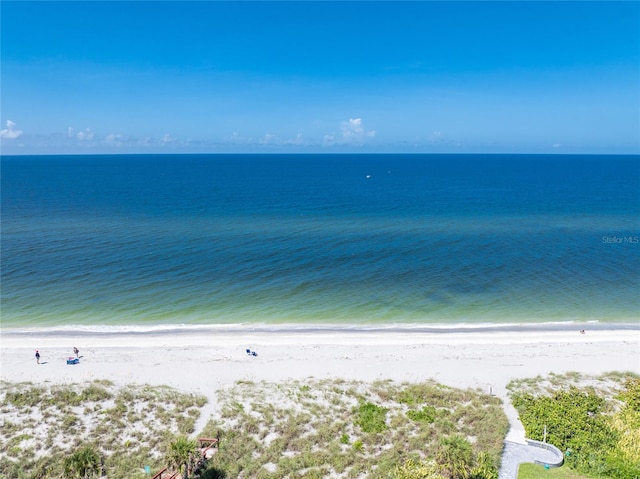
[
  {"xmin": 1, "ymin": 378, "xmax": 508, "ymax": 479},
  {"xmin": 0, "ymin": 379, "xmax": 205, "ymax": 479},
  {"xmin": 199, "ymin": 378, "xmax": 508, "ymax": 478}
]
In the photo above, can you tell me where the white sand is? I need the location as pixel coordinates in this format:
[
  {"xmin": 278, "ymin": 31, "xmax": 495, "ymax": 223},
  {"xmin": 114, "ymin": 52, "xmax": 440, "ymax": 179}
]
[{"xmin": 2, "ymin": 328, "xmax": 639, "ymax": 442}]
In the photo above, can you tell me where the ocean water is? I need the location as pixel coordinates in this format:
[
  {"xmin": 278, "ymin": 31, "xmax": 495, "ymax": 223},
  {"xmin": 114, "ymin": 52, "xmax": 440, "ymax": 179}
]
[{"xmin": 1, "ymin": 154, "xmax": 639, "ymax": 332}]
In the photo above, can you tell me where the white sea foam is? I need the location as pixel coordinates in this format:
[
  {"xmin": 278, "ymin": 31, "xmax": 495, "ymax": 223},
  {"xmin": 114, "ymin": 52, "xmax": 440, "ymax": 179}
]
[{"xmin": 3, "ymin": 319, "xmax": 637, "ymax": 338}]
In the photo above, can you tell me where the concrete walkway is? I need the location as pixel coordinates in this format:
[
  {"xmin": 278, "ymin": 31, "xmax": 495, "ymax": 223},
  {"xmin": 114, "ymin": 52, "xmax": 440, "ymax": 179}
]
[
  {"xmin": 497, "ymin": 390, "xmax": 565, "ymax": 479},
  {"xmin": 498, "ymin": 440, "xmax": 564, "ymax": 479}
]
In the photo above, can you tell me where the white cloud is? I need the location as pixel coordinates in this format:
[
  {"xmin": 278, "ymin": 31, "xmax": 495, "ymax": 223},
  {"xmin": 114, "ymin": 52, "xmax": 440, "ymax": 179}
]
[
  {"xmin": 104, "ymin": 133, "xmax": 183, "ymax": 148},
  {"xmin": 226, "ymin": 132, "xmax": 306, "ymax": 147},
  {"xmin": 69, "ymin": 127, "xmax": 95, "ymax": 141},
  {"xmin": 259, "ymin": 133, "xmax": 276, "ymax": 145},
  {"xmin": 341, "ymin": 118, "xmax": 375, "ymax": 143},
  {"xmin": 78, "ymin": 130, "xmax": 92, "ymax": 141},
  {"xmin": 227, "ymin": 132, "xmax": 246, "ymax": 144},
  {"xmin": 105, "ymin": 133, "xmax": 129, "ymax": 146},
  {"xmin": 284, "ymin": 133, "xmax": 304, "ymax": 145},
  {"xmin": 1, "ymin": 120, "xmax": 23, "ymax": 139},
  {"xmin": 427, "ymin": 131, "xmax": 443, "ymax": 143},
  {"xmin": 325, "ymin": 118, "xmax": 376, "ymax": 146},
  {"xmin": 159, "ymin": 133, "xmax": 177, "ymax": 145},
  {"xmin": 323, "ymin": 133, "xmax": 335, "ymax": 145}
]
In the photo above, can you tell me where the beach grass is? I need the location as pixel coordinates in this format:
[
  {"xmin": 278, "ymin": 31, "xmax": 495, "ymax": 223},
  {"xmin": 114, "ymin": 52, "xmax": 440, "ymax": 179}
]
[
  {"xmin": 0, "ymin": 380, "xmax": 207, "ymax": 479},
  {"xmin": 0, "ymin": 378, "xmax": 508, "ymax": 478},
  {"xmin": 199, "ymin": 378, "xmax": 508, "ymax": 478},
  {"xmin": 506, "ymin": 371, "xmax": 639, "ymax": 399}
]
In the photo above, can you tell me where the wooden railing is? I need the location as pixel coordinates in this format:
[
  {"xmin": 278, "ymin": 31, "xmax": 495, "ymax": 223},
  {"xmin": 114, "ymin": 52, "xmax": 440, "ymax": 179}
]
[
  {"xmin": 151, "ymin": 466, "xmax": 181, "ymax": 479},
  {"xmin": 198, "ymin": 436, "xmax": 219, "ymax": 458},
  {"xmin": 151, "ymin": 467, "xmax": 168, "ymax": 479}
]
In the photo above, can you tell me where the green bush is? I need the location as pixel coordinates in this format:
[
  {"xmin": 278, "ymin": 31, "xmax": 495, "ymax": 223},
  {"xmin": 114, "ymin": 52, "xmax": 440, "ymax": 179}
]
[
  {"xmin": 511, "ymin": 381, "xmax": 640, "ymax": 479},
  {"xmin": 355, "ymin": 402, "xmax": 388, "ymax": 434},
  {"xmin": 391, "ymin": 458, "xmax": 441, "ymax": 479},
  {"xmin": 435, "ymin": 435, "xmax": 473, "ymax": 479},
  {"xmin": 407, "ymin": 406, "xmax": 436, "ymax": 424},
  {"xmin": 64, "ymin": 445, "xmax": 102, "ymax": 478},
  {"xmin": 619, "ymin": 377, "xmax": 640, "ymax": 413},
  {"xmin": 471, "ymin": 451, "xmax": 498, "ymax": 479}
]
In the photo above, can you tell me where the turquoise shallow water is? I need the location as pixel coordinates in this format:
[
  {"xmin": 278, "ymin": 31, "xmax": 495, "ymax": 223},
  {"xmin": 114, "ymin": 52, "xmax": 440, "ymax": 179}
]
[{"xmin": 2, "ymin": 154, "xmax": 639, "ymax": 331}]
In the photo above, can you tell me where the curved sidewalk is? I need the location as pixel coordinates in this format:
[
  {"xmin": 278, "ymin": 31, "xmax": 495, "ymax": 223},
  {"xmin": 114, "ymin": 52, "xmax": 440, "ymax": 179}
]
[{"xmin": 498, "ymin": 440, "xmax": 564, "ymax": 479}]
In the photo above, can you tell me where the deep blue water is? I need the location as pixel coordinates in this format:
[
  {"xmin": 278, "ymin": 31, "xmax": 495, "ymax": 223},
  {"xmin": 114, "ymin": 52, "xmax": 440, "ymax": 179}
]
[{"xmin": 2, "ymin": 154, "xmax": 639, "ymax": 331}]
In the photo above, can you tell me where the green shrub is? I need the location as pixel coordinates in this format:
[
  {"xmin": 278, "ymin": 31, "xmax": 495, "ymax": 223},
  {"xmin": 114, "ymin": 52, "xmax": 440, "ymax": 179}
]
[
  {"xmin": 619, "ymin": 377, "xmax": 640, "ymax": 413},
  {"xmin": 64, "ymin": 445, "xmax": 101, "ymax": 478},
  {"xmin": 471, "ymin": 451, "xmax": 498, "ymax": 479},
  {"xmin": 407, "ymin": 406, "xmax": 436, "ymax": 424},
  {"xmin": 355, "ymin": 402, "xmax": 388, "ymax": 434},
  {"xmin": 435, "ymin": 435, "xmax": 474, "ymax": 479},
  {"xmin": 511, "ymin": 380, "xmax": 640, "ymax": 479},
  {"xmin": 391, "ymin": 459, "xmax": 441, "ymax": 479}
]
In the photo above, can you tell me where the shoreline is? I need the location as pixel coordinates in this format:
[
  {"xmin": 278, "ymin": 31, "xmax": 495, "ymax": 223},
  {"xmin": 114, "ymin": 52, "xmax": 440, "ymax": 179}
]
[{"xmin": 2, "ymin": 319, "xmax": 638, "ymax": 336}]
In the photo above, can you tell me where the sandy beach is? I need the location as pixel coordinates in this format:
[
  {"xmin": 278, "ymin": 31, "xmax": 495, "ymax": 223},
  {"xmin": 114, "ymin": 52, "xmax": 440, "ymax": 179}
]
[
  {"xmin": 1, "ymin": 325, "xmax": 639, "ymax": 479},
  {"xmin": 2, "ymin": 328, "xmax": 638, "ymax": 432}
]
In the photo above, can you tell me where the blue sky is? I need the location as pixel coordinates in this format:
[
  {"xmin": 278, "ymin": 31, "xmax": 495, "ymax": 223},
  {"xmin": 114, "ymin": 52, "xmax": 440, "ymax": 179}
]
[{"xmin": 1, "ymin": 1, "xmax": 639, "ymax": 154}]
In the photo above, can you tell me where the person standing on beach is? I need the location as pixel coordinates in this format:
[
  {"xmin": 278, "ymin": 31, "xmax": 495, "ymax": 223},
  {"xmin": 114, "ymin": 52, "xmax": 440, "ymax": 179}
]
[
  {"xmin": 35, "ymin": 350, "xmax": 40, "ymax": 364},
  {"xmin": 73, "ymin": 346, "xmax": 79, "ymax": 358}
]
